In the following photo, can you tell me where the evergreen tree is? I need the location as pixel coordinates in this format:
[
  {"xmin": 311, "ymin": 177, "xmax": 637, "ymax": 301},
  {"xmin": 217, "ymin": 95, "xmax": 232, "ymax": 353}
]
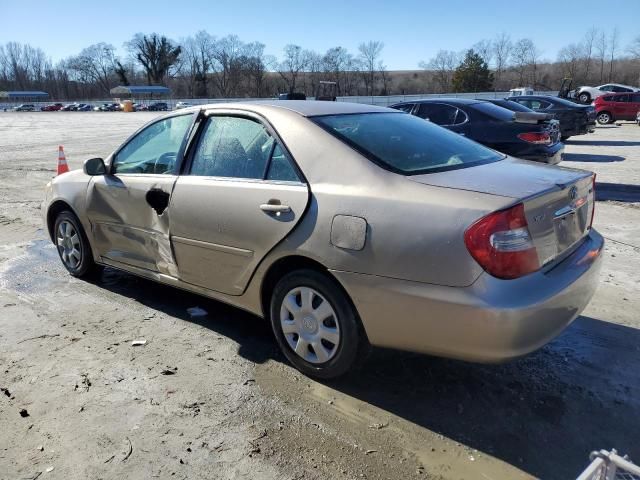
[{"xmin": 452, "ymin": 49, "xmax": 494, "ymax": 92}]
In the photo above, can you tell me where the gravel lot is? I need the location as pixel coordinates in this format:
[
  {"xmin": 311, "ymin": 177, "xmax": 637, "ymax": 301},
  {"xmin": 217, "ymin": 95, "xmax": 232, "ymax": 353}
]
[{"xmin": 0, "ymin": 111, "xmax": 639, "ymax": 480}]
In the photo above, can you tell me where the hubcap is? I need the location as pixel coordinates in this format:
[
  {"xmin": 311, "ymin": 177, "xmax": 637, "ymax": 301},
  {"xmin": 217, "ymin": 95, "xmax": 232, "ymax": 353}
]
[
  {"xmin": 598, "ymin": 113, "xmax": 610, "ymax": 124},
  {"xmin": 56, "ymin": 220, "xmax": 82, "ymax": 269},
  {"xmin": 280, "ymin": 286, "xmax": 340, "ymax": 364}
]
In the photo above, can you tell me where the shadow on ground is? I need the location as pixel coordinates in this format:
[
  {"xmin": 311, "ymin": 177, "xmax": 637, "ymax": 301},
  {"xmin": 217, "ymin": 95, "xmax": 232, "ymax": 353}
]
[
  {"xmin": 563, "ymin": 153, "xmax": 625, "ymax": 163},
  {"xmin": 83, "ymin": 266, "xmax": 640, "ymax": 480},
  {"xmin": 565, "ymin": 140, "xmax": 640, "ymax": 147},
  {"xmin": 596, "ymin": 182, "xmax": 640, "ymax": 203}
]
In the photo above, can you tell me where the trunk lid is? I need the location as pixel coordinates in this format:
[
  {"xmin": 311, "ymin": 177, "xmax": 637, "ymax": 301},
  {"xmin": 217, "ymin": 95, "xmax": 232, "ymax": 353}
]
[{"xmin": 409, "ymin": 157, "xmax": 595, "ymax": 267}]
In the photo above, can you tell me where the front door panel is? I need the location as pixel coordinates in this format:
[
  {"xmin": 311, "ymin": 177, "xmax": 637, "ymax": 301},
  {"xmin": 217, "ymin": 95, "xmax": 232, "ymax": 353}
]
[
  {"xmin": 169, "ymin": 177, "xmax": 308, "ymax": 295},
  {"xmin": 86, "ymin": 174, "xmax": 178, "ymax": 274}
]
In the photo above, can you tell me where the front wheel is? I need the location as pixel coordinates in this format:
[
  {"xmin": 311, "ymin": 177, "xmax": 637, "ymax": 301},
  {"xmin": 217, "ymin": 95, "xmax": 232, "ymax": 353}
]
[
  {"xmin": 270, "ymin": 269, "xmax": 368, "ymax": 379},
  {"xmin": 597, "ymin": 112, "xmax": 612, "ymax": 125},
  {"xmin": 54, "ymin": 211, "xmax": 96, "ymax": 277}
]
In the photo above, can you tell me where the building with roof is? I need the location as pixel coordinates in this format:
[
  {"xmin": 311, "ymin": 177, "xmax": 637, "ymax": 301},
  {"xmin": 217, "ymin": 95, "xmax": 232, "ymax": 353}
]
[{"xmin": 0, "ymin": 90, "xmax": 49, "ymax": 101}]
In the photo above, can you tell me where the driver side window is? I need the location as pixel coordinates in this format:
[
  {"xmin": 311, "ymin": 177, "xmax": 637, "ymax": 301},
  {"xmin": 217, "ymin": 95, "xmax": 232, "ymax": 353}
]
[{"xmin": 113, "ymin": 114, "xmax": 193, "ymax": 174}]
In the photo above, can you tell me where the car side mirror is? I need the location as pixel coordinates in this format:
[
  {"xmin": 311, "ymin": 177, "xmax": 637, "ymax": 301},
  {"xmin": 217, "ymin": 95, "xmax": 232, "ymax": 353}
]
[{"xmin": 83, "ymin": 157, "xmax": 106, "ymax": 176}]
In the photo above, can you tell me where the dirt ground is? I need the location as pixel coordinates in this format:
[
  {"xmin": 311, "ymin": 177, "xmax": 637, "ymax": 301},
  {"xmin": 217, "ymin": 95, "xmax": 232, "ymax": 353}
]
[{"xmin": 0, "ymin": 111, "xmax": 639, "ymax": 480}]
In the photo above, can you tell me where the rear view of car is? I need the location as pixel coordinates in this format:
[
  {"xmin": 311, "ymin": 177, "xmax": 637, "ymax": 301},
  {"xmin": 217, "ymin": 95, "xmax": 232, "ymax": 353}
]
[
  {"xmin": 508, "ymin": 96, "xmax": 596, "ymax": 140},
  {"xmin": 594, "ymin": 92, "xmax": 640, "ymax": 124},
  {"xmin": 391, "ymin": 99, "xmax": 564, "ymax": 164}
]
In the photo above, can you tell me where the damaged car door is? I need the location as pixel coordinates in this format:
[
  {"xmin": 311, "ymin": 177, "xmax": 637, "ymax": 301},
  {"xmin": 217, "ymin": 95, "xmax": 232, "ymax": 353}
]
[
  {"xmin": 169, "ymin": 113, "xmax": 309, "ymax": 295},
  {"xmin": 85, "ymin": 113, "xmax": 195, "ymax": 274}
]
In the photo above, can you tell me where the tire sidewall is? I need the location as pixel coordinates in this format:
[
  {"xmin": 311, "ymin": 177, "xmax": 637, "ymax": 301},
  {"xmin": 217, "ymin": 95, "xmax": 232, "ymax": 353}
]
[
  {"xmin": 54, "ymin": 211, "xmax": 94, "ymax": 277},
  {"xmin": 579, "ymin": 93, "xmax": 590, "ymax": 104},
  {"xmin": 597, "ymin": 112, "xmax": 611, "ymax": 125},
  {"xmin": 270, "ymin": 270, "xmax": 362, "ymax": 379}
]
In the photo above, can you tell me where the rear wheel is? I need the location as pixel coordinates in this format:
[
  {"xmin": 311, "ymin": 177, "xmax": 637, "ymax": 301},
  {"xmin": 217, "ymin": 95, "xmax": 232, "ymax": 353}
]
[
  {"xmin": 597, "ymin": 111, "xmax": 612, "ymax": 125},
  {"xmin": 54, "ymin": 211, "xmax": 96, "ymax": 277},
  {"xmin": 578, "ymin": 92, "xmax": 591, "ymax": 104},
  {"xmin": 270, "ymin": 269, "xmax": 368, "ymax": 379}
]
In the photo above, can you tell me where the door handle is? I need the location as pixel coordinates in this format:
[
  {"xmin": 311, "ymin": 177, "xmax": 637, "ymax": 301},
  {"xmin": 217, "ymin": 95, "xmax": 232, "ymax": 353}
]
[{"xmin": 260, "ymin": 203, "xmax": 291, "ymax": 213}]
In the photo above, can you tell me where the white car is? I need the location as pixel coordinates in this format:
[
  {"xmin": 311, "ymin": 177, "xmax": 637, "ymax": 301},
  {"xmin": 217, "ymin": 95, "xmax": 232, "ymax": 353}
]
[
  {"xmin": 576, "ymin": 83, "xmax": 639, "ymax": 104},
  {"xmin": 175, "ymin": 101, "xmax": 192, "ymax": 110}
]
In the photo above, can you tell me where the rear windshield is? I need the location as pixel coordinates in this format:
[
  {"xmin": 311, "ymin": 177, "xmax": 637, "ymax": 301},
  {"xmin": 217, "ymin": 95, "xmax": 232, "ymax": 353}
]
[
  {"xmin": 312, "ymin": 112, "xmax": 503, "ymax": 175},
  {"xmin": 491, "ymin": 100, "xmax": 532, "ymax": 113},
  {"xmin": 471, "ymin": 102, "xmax": 517, "ymax": 121}
]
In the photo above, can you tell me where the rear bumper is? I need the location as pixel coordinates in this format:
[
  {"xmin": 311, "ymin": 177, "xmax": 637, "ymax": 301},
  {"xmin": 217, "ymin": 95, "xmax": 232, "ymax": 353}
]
[
  {"xmin": 516, "ymin": 143, "xmax": 564, "ymax": 165},
  {"xmin": 332, "ymin": 229, "xmax": 604, "ymax": 363}
]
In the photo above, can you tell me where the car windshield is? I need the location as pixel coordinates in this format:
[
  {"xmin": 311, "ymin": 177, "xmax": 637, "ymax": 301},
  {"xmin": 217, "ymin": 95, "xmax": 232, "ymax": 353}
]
[{"xmin": 312, "ymin": 112, "xmax": 503, "ymax": 175}]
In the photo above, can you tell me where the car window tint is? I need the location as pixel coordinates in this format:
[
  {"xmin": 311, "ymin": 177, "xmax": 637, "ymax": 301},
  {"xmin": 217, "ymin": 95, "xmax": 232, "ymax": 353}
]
[
  {"xmin": 417, "ymin": 103, "xmax": 458, "ymax": 125},
  {"xmin": 612, "ymin": 94, "xmax": 628, "ymax": 102},
  {"xmin": 266, "ymin": 144, "xmax": 300, "ymax": 182},
  {"xmin": 113, "ymin": 114, "xmax": 192, "ymax": 174},
  {"xmin": 190, "ymin": 116, "xmax": 273, "ymax": 179},
  {"xmin": 602, "ymin": 95, "xmax": 614, "ymax": 102},
  {"xmin": 632, "ymin": 94, "xmax": 640, "ymax": 103},
  {"xmin": 313, "ymin": 112, "xmax": 503, "ymax": 175},
  {"xmin": 599, "ymin": 85, "xmax": 613, "ymax": 91}
]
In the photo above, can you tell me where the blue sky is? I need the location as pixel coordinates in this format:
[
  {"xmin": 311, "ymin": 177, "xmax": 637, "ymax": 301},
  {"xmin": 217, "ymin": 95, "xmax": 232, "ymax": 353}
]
[{"xmin": 1, "ymin": 0, "xmax": 637, "ymax": 70}]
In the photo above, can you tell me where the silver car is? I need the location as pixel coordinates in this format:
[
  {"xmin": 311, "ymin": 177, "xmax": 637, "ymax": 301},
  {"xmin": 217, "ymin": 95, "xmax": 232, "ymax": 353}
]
[{"xmin": 42, "ymin": 101, "xmax": 603, "ymax": 378}]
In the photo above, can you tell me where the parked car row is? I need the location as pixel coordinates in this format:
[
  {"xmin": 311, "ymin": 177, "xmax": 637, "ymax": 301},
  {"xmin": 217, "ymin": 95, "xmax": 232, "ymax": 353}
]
[
  {"xmin": 2, "ymin": 101, "xmax": 172, "ymax": 112},
  {"xmin": 390, "ymin": 94, "xmax": 599, "ymax": 164}
]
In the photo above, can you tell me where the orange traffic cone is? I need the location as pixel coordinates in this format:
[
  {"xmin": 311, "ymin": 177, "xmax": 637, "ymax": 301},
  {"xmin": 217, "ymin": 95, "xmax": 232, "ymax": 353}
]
[{"xmin": 57, "ymin": 145, "xmax": 69, "ymax": 175}]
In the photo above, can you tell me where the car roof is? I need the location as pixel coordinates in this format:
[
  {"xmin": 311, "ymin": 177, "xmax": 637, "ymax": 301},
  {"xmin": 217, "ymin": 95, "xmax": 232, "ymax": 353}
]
[{"xmin": 183, "ymin": 100, "xmax": 392, "ymax": 117}]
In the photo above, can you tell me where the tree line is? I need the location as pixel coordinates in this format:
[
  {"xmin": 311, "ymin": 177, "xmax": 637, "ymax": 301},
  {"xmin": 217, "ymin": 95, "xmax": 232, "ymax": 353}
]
[{"xmin": 0, "ymin": 29, "xmax": 639, "ymax": 101}]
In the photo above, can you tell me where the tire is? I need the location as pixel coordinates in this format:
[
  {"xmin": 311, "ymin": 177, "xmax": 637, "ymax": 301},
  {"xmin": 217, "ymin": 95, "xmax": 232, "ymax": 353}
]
[
  {"xmin": 578, "ymin": 92, "xmax": 591, "ymax": 104},
  {"xmin": 270, "ymin": 269, "xmax": 368, "ymax": 379},
  {"xmin": 597, "ymin": 111, "xmax": 612, "ymax": 125},
  {"xmin": 53, "ymin": 211, "xmax": 97, "ymax": 277}
]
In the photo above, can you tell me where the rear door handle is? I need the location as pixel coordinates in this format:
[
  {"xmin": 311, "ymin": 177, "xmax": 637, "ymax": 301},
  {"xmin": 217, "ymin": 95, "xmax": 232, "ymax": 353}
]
[{"xmin": 260, "ymin": 203, "xmax": 291, "ymax": 213}]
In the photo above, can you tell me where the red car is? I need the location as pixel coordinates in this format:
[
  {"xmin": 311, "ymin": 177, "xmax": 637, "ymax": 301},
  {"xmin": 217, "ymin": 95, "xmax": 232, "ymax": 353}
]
[
  {"xmin": 41, "ymin": 103, "xmax": 64, "ymax": 111},
  {"xmin": 594, "ymin": 92, "xmax": 640, "ymax": 124}
]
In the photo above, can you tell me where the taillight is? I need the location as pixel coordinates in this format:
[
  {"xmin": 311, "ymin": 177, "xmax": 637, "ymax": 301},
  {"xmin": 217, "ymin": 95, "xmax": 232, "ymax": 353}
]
[
  {"xmin": 517, "ymin": 132, "xmax": 552, "ymax": 145},
  {"xmin": 590, "ymin": 174, "xmax": 596, "ymax": 228},
  {"xmin": 464, "ymin": 203, "xmax": 539, "ymax": 280}
]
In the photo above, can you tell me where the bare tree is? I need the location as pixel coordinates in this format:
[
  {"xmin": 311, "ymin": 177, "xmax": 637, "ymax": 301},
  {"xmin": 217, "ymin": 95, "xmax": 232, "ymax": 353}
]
[
  {"xmin": 472, "ymin": 39, "xmax": 493, "ymax": 66},
  {"xmin": 181, "ymin": 31, "xmax": 215, "ymax": 97},
  {"xmin": 358, "ymin": 41, "xmax": 384, "ymax": 95},
  {"xmin": 629, "ymin": 35, "xmax": 640, "ymax": 59},
  {"xmin": 126, "ymin": 33, "xmax": 181, "ymax": 85},
  {"xmin": 608, "ymin": 27, "xmax": 619, "ymax": 82},
  {"xmin": 595, "ymin": 30, "xmax": 607, "ymax": 83},
  {"xmin": 277, "ymin": 44, "xmax": 309, "ymax": 94},
  {"xmin": 492, "ymin": 33, "xmax": 512, "ymax": 90},
  {"xmin": 420, "ymin": 50, "xmax": 459, "ymax": 93},
  {"xmin": 583, "ymin": 27, "xmax": 598, "ymax": 83},
  {"xmin": 512, "ymin": 38, "xmax": 539, "ymax": 87},
  {"xmin": 558, "ymin": 43, "xmax": 583, "ymax": 83},
  {"xmin": 67, "ymin": 43, "xmax": 116, "ymax": 93}
]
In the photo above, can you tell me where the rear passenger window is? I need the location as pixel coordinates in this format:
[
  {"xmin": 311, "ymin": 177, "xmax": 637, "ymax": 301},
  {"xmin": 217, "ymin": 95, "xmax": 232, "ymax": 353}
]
[
  {"xmin": 190, "ymin": 116, "xmax": 273, "ymax": 178},
  {"xmin": 394, "ymin": 104, "xmax": 415, "ymax": 113},
  {"xmin": 417, "ymin": 103, "xmax": 458, "ymax": 125},
  {"xmin": 266, "ymin": 145, "xmax": 300, "ymax": 182},
  {"xmin": 612, "ymin": 95, "xmax": 629, "ymax": 102},
  {"xmin": 632, "ymin": 94, "xmax": 640, "ymax": 103}
]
